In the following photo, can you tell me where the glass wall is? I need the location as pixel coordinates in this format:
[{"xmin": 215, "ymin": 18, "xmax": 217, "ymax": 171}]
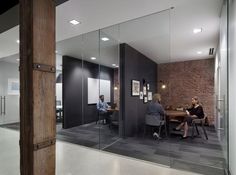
[
  {"xmin": 0, "ymin": 26, "xmax": 20, "ymax": 174},
  {"xmin": 56, "ymin": 6, "xmax": 229, "ymax": 175}
]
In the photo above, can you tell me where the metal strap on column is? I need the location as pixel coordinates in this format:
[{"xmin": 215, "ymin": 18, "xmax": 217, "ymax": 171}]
[{"xmin": 33, "ymin": 63, "xmax": 56, "ymax": 73}]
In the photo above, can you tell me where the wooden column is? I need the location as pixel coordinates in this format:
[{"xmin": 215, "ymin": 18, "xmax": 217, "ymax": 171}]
[{"xmin": 19, "ymin": 0, "xmax": 56, "ymax": 174}]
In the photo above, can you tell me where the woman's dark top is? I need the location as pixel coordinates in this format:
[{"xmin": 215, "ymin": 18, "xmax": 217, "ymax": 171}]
[{"xmin": 187, "ymin": 105, "xmax": 204, "ymax": 119}]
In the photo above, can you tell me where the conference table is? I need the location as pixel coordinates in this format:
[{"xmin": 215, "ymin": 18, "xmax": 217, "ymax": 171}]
[
  {"xmin": 107, "ymin": 108, "xmax": 119, "ymax": 112},
  {"xmin": 165, "ymin": 110, "xmax": 187, "ymax": 120},
  {"xmin": 165, "ymin": 110, "xmax": 187, "ymax": 134}
]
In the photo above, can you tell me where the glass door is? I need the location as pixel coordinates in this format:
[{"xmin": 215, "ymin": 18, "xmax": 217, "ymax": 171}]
[
  {"xmin": 0, "ymin": 56, "xmax": 19, "ymax": 126},
  {"xmin": 216, "ymin": 0, "xmax": 229, "ymax": 172}
]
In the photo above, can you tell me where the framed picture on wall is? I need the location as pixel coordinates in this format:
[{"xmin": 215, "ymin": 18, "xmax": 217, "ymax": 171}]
[
  {"xmin": 8, "ymin": 79, "xmax": 19, "ymax": 95},
  {"xmin": 143, "ymin": 96, "xmax": 148, "ymax": 103},
  {"xmin": 131, "ymin": 80, "xmax": 140, "ymax": 96},
  {"xmin": 148, "ymin": 92, "xmax": 152, "ymax": 101},
  {"xmin": 140, "ymin": 91, "xmax": 144, "ymax": 99},
  {"xmin": 143, "ymin": 86, "xmax": 147, "ymax": 95}
]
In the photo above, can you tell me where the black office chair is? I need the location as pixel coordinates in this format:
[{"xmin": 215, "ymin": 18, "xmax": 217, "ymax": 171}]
[
  {"xmin": 109, "ymin": 111, "xmax": 119, "ymax": 130},
  {"xmin": 191, "ymin": 115, "xmax": 208, "ymax": 140},
  {"xmin": 96, "ymin": 111, "xmax": 108, "ymax": 124}
]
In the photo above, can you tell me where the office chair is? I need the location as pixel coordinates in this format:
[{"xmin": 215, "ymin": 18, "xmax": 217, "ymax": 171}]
[{"xmin": 191, "ymin": 115, "xmax": 208, "ymax": 140}]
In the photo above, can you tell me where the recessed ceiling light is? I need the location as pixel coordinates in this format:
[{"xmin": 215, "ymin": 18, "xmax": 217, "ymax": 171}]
[
  {"xmin": 112, "ymin": 64, "xmax": 116, "ymax": 67},
  {"xmin": 16, "ymin": 58, "xmax": 20, "ymax": 61},
  {"xmin": 55, "ymin": 50, "xmax": 58, "ymax": 53},
  {"xmin": 70, "ymin": 20, "xmax": 81, "ymax": 25},
  {"xmin": 101, "ymin": 37, "xmax": 109, "ymax": 41},
  {"xmin": 16, "ymin": 39, "xmax": 20, "ymax": 44},
  {"xmin": 193, "ymin": 28, "xmax": 203, "ymax": 34},
  {"xmin": 91, "ymin": 57, "xmax": 96, "ymax": 60},
  {"xmin": 115, "ymin": 65, "xmax": 119, "ymax": 68},
  {"xmin": 197, "ymin": 51, "xmax": 203, "ymax": 54}
]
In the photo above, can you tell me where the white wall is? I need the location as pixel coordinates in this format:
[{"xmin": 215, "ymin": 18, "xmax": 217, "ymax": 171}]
[{"xmin": 229, "ymin": 0, "xmax": 236, "ymax": 174}]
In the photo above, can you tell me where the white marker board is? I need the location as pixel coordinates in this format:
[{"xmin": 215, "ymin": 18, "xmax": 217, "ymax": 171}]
[{"xmin": 87, "ymin": 78, "xmax": 111, "ymax": 104}]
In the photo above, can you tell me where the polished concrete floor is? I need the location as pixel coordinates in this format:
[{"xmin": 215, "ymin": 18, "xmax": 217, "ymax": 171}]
[
  {"xmin": 0, "ymin": 128, "xmax": 201, "ymax": 175},
  {"xmin": 1, "ymin": 122, "xmax": 225, "ymax": 175}
]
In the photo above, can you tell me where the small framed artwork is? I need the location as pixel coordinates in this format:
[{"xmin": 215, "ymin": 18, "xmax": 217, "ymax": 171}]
[
  {"xmin": 131, "ymin": 80, "xmax": 140, "ymax": 96},
  {"xmin": 148, "ymin": 92, "xmax": 152, "ymax": 101},
  {"xmin": 140, "ymin": 91, "xmax": 144, "ymax": 99},
  {"xmin": 143, "ymin": 86, "xmax": 147, "ymax": 95},
  {"xmin": 143, "ymin": 96, "xmax": 148, "ymax": 103},
  {"xmin": 8, "ymin": 79, "xmax": 19, "ymax": 95},
  {"xmin": 147, "ymin": 83, "xmax": 150, "ymax": 90}
]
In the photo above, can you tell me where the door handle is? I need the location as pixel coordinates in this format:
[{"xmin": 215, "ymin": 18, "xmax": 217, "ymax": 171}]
[
  {"xmin": 3, "ymin": 96, "xmax": 6, "ymax": 115},
  {"xmin": 0, "ymin": 96, "xmax": 2, "ymax": 115}
]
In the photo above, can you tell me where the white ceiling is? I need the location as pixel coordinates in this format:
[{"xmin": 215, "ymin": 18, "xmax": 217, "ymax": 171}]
[{"xmin": 0, "ymin": 0, "xmax": 223, "ymax": 65}]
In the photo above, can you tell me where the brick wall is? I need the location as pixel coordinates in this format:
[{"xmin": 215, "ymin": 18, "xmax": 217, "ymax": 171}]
[
  {"xmin": 158, "ymin": 58, "xmax": 215, "ymax": 124},
  {"xmin": 114, "ymin": 69, "xmax": 120, "ymax": 108}
]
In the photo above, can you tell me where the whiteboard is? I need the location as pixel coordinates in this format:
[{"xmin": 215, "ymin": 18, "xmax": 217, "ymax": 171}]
[{"xmin": 87, "ymin": 78, "xmax": 111, "ymax": 104}]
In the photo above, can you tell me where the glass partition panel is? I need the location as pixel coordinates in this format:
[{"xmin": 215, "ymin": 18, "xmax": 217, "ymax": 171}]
[
  {"xmin": 0, "ymin": 26, "xmax": 20, "ymax": 174},
  {"xmin": 99, "ymin": 24, "xmax": 120, "ymax": 149},
  {"xmin": 82, "ymin": 30, "xmax": 100, "ymax": 149},
  {"xmin": 56, "ymin": 31, "xmax": 100, "ymax": 148},
  {"xmin": 101, "ymin": 9, "xmax": 172, "ymax": 166}
]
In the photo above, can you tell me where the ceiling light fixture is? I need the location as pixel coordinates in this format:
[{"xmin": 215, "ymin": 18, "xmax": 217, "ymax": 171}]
[
  {"xmin": 70, "ymin": 20, "xmax": 81, "ymax": 25},
  {"xmin": 112, "ymin": 64, "xmax": 116, "ymax": 67},
  {"xmin": 16, "ymin": 39, "xmax": 20, "ymax": 44},
  {"xmin": 91, "ymin": 57, "xmax": 96, "ymax": 60},
  {"xmin": 101, "ymin": 37, "xmax": 110, "ymax": 41},
  {"xmin": 16, "ymin": 58, "xmax": 20, "ymax": 61},
  {"xmin": 193, "ymin": 28, "xmax": 203, "ymax": 34},
  {"xmin": 197, "ymin": 51, "xmax": 203, "ymax": 54}
]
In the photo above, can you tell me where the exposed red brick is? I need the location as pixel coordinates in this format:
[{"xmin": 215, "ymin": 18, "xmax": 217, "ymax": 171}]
[{"xmin": 158, "ymin": 58, "xmax": 215, "ymax": 124}]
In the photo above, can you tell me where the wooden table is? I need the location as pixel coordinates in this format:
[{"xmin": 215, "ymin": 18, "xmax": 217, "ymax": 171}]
[
  {"xmin": 165, "ymin": 110, "xmax": 187, "ymax": 135},
  {"xmin": 165, "ymin": 110, "xmax": 187, "ymax": 119},
  {"xmin": 107, "ymin": 108, "xmax": 119, "ymax": 112}
]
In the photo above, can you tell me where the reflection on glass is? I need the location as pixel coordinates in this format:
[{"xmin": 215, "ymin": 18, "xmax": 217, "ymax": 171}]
[{"xmin": 55, "ymin": 8, "xmax": 228, "ymax": 175}]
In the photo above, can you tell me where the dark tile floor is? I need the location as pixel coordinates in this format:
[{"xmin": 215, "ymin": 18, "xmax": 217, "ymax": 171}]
[{"xmin": 0, "ymin": 122, "xmax": 226, "ymax": 175}]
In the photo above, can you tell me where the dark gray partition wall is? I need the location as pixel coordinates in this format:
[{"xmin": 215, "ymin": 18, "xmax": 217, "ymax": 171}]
[
  {"xmin": 120, "ymin": 43, "xmax": 157, "ymax": 137},
  {"xmin": 63, "ymin": 56, "xmax": 114, "ymax": 129},
  {"xmin": 63, "ymin": 56, "xmax": 83, "ymax": 128}
]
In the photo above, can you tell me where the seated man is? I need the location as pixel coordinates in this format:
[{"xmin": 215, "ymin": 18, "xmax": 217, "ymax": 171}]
[
  {"xmin": 174, "ymin": 96, "xmax": 204, "ymax": 139},
  {"xmin": 146, "ymin": 93, "xmax": 165, "ymax": 139},
  {"xmin": 97, "ymin": 95, "xmax": 110, "ymax": 124}
]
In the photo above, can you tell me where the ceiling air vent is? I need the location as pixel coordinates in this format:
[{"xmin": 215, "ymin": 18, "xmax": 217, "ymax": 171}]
[{"xmin": 209, "ymin": 48, "xmax": 214, "ymax": 55}]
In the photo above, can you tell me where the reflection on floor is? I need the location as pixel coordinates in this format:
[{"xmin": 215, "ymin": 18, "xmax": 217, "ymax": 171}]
[
  {"xmin": 1, "ymin": 123, "xmax": 225, "ymax": 175},
  {"xmin": 56, "ymin": 122, "xmax": 120, "ymax": 149},
  {"xmin": 104, "ymin": 127, "xmax": 225, "ymax": 175},
  {"xmin": 0, "ymin": 128, "xmax": 201, "ymax": 175}
]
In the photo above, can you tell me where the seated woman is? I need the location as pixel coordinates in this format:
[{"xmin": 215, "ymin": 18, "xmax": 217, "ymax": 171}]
[
  {"xmin": 146, "ymin": 93, "xmax": 165, "ymax": 139},
  {"xmin": 174, "ymin": 96, "xmax": 204, "ymax": 139}
]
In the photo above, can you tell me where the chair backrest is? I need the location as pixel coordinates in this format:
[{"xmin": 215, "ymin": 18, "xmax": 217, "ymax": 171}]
[
  {"xmin": 145, "ymin": 114, "xmax": 163, "ymax": 126},
  {"xmin": 111, "ymin": 111, "xmax": 119, "ymax": 121}
]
